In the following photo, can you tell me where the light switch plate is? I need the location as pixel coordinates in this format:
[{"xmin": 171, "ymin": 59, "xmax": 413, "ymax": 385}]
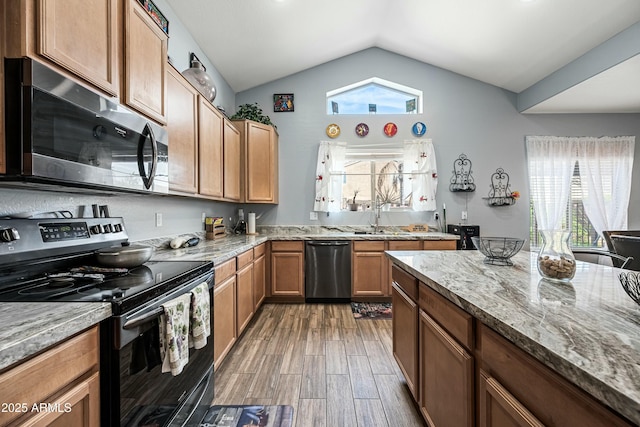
[
  {"xmin": 461, "ymin": 211, "xmax": 468, "ymax": 220},
  {"xmin": 155, "ymin": 212, "xmax": 163, "ymax": 227},
  {"xmin": 310, "ymin": 212, "xmax": 318, "ymax": 221}
]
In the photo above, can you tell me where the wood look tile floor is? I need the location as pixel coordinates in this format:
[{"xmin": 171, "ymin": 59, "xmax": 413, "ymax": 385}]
[{"xmin": 212, "ymin": 303, "xmax": 425, "ymax": 427}]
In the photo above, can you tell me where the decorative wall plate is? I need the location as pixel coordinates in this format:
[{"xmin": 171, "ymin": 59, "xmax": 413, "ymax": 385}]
[
  {"xmin": 412, "ymin": 122, "xmax": 427, "ymax": 136},
  {"xmin": 355, "ymin": 123, "xmax": 369, "ymax": 137},
  {"xmin": 326, "ymin": 123, "xmax": 340, "ymax": 138},
  {"xmin": 383, "ymin": 122, "xmax": 398, "ymax": 137}
]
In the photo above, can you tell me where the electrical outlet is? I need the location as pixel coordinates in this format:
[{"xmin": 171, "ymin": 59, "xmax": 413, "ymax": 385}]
[
  {"xmin": 461, "ymin": 211, "xmax": 468, "ymax": 220},
  {"xmin": 310, "ymin": 212, "xmax": 318, "ymax": 221},
  {"xmin": 201, "ymin": 212, "xmax": 206, "ymax": 223},
  {"xmin": 155, "ymin": 212, "xmax": 163, "ymax": 227},
  {"xmin": 434, "ymin": 212, "xmax": 439, "ymax": 221}
]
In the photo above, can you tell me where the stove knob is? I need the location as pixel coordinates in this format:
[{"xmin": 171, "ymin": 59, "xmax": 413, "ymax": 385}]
[
  {"xmin": 90, "ymin": 225, "xmax": 103, "ymax": 234},
  {"xmin": 0, "ymin": 228, "xmax": 20, "ymax": 242},
  {"xmin": 113, "ymin": 224, "xmax": 123, "ymax": 233},
  {"xmin": 103, "ymin": 224, "xmax": 112, "ymax": 233}
]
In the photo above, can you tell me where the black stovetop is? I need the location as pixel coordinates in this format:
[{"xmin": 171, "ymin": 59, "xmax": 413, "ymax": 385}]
[{"xmin": 0, "ymin": 258, "xmax": 213, "ymax": 314}]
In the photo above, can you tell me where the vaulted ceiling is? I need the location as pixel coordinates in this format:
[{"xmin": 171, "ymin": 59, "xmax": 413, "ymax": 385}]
[{"xmin": 166, "ymin": 0, "xmax": 640, "ymax": 113}]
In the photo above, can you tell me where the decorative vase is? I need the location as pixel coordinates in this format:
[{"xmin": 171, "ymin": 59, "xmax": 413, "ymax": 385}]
[{"xmin": 537, "ymin": 229, "xmax": 576, "ymax": 283}]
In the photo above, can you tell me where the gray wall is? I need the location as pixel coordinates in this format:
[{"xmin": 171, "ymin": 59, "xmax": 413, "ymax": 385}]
[{"xmin": 236, "ymin": 47, "xmax": 640, "ymax": 240}]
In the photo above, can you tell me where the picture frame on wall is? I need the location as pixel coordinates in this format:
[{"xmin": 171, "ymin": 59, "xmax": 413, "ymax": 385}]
[{"xmin": 274, "ymin": 94, "xmax": 294, "ymax": 112}]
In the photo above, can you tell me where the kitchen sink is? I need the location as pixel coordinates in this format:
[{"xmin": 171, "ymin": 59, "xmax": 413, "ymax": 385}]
[{"xmin": 354, "ymin": 230, "xmax": 410, "ymax": 235}]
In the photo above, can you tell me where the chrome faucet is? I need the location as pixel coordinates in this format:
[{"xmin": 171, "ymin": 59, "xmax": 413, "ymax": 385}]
[{"xmin": 370, "ymin": 196, "xmax": 382, "ymax": 233}]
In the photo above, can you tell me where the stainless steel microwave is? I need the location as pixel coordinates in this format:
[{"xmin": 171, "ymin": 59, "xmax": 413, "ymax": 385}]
[{"xmin": 3, "ymin": 58, "xmax": 168, "ymax": 194}]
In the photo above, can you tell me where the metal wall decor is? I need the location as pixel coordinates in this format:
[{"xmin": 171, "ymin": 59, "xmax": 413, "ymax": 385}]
[
  {"xmin": 483, "ymin": 167, "xmax": 517, "ymax": 206},
  {"xmin": 449, "ymin": 154, "xmax": 476, "ymax": 192}
]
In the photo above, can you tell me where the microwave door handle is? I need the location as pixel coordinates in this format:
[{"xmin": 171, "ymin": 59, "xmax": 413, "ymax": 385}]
[{"xmin": 138, "ymin": 122, "xmax": 158, "ymax": 189}]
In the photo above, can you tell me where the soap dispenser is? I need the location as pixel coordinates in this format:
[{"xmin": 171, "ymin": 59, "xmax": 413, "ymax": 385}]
[{"xmin": 233, "ymin": 208, "xmax": 247, "ymax": 234}]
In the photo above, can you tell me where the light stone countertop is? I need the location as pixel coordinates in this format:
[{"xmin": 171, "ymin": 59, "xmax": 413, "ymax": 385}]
[
  {"xmin": 0, "ymin": 226, "xmax": 457, "ymax": 372},
  {"xmin": 386, "ymin": 249, "xmax": 640, "ymax": 425},
  {"xmin": 0, "ymin": 302, "xmax": 111, "ymax": 371}
]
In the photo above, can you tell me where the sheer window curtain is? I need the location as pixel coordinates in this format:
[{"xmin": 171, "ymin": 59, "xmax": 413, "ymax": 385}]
[
  {"xmin": 314, "ymin": 141, "xmax": 346, "ymax": 212},
  {"xmin": 525, "ymin": 136, "xmax": 575, "ymax": 230},
  {"xmin": 577, "ymin": 136, "xmax": 635, "ymax": 236},
  {"xmin": 403, "ymin": 139, "xmax": 438, "ymax": 211}
]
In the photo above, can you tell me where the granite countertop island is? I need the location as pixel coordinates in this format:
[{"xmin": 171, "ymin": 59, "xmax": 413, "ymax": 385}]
[{"xmin": 386, "ymin": 249, "xmax": 640, "ymax": 425}]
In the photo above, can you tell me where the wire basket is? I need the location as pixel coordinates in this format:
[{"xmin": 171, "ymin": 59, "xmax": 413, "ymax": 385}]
[
  {"xmin": 618, "ymin": 271, "xmax": 640, "ymax": 306},
  {"xmin": 471, "ymin": 237, "xmax": 525, "ymax": 266}
]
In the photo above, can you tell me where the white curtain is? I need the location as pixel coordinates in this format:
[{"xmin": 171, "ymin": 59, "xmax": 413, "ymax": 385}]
[
  {"xmin": 403, "ymin": 139, "xmax": 438, "ymax": 211},
  {"xmin": 526, "ymin": 135, "xmax": 635, "ymax": 235},
  {"xmin": 525, "ymin": 136, "xmax": 575, "ymax": 230},
  {"xmin": 313, "ymin": 141, "xmax": 346, "ymax": 212},
  {"xmin": 577, "ymin": 136, "xmax": 635, "ymax": 236}
]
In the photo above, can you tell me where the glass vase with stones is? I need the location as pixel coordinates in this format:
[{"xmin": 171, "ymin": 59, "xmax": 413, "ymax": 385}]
[{"xmin": 537, "ymin": 230, "xmax": 576, "ymax": 283}]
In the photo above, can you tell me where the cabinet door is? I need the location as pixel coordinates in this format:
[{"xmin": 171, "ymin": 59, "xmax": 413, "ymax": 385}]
[
  {"xmin": 353, "ymin": 251, "xmax": 386, "ymax": 296},
  {"xmin": 270, "ymin": 252, "xmax": 304, "ymax": 296},
  {"xmin": 245, "ymin": 122, "xmax": 277, "ymax": 203},
  {"xmin": 22, "ymin": 371, "xmax": 100, "ymax": 427},
  {"xmin": 223, "ymin": 119, "xmax": 241, "ymax": 201},
  {"xmin": 166, "ymin": 66, "xmax": 198, "ymax": 194},
  {"xmin": 124, "ymin": 0, "xmax": 167, "ymax": 123},
  {"xmin": 236, "ymin": 262, "xmax": 254, "ymax": 336},
  {"xmin": 479, "ymin": 370, "xmax": 545, "ymax": 427},
  {"xmin": 253, "ymin": 254, "xmax": 266, "ymax": 309},
  {"xmin": 419, "ymin": 310, "xmax": 474, "ymax": 427},
  {"xmin": 392, "ymin": 282, "xmax": 418, "ymax": 400},
  {"xmin": 198, "ymin": 98, "xmax": 224, "ymax": 198},
  {"xmin": 387, "ymin": 240, "xmax": 422, "ymax": 294},
  {"xmin": 38, "ymin": 0, "xmax": 119, "ymax": 96},
  {"xmin": 214, "ymin": 276, "xmax": 236, "ymax": 369}
]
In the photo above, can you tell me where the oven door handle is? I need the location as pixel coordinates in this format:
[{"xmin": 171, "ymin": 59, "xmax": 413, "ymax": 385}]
[{"xmin": 123, "ymin": 306, "xmax": 164, "ymax": 330}]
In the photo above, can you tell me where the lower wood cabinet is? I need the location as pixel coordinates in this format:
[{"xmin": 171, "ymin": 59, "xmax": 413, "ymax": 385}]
[
  {"xmin": 352, "ymin": 241, "xmax": 387, "ymax": 297},
  {"xmin": 236, "ymin": 250, "xmax": 254, "ymax": 336},
  {"xmin": 213, "ymin": 260, "xmax": 236, "ymax": 369},
  {"xmin": 478, "ymin": 370, "xmax": 544, "ymax": 427},
  {"xmin": 391, "ymin": 275, "xmax": 418, "ymax": 400},
  {"xmin": 479, "ymin": 324, "xmax": 633, "ymax": 427},
  {"xmin": 253, "ymin": 243, "xmax": 266, "ymax": 308},
  {"xmin": 0, "ymin": 326, "xmax": 100, "ymax": 426},
  {"xmin": 420, "ymin": 309, "xmax": 474, "ymax": 427},
  {"xmin": 269, "ymin": 241, "xmax": 304, "ymax": 298}
]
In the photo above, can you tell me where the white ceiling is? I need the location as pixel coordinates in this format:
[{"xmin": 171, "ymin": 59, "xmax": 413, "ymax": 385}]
[{"xmin": 166, "ymin": 0, "xmax": 640, "ymax": 113}]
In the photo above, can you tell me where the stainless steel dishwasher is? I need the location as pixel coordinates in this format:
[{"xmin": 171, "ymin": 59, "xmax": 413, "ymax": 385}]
[{"xmin": 305, "ymin": 241, "xmax": 352, "ymax": 302}]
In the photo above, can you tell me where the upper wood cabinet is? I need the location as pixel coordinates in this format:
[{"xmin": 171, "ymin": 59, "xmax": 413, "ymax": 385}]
[
  {"xmin": 198, "ymin": 98, "xmax": 224, "ymax": 198},
  {"xmin": 167, "ymin": 65, "xmax": 199, "ymax": 194},
  {"xmin": 2, "ymin": 0, "xmax": 120, "ymax": 97},
  {"xmin": 223, "ymin": 119, "xmax": 241, "ymax": 201},
  {"xmin": 232, "ymin": 119, "xmax": 279, "ymax": 204},
  {"xmin": 123, "ymin": 0, "xmax": 167, "ymax": 124}
]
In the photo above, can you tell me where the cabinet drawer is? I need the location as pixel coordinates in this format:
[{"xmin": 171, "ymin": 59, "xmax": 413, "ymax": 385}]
[
  {"xmin": 271, "ymin": 241, "xmax": 303, "ymax": 252},
  {"xmin": 215, "ymin": 258, "xmax": 236, "ymax": 285},
  {"xmin": 388, "ymin": 240, "xmax": 422, "ymax": 251},
  {"xmin": 353, "ymin": 241, "xmax": 385, "ymax": 252},
  {"xmin": 0, "ymin": 327, "xmax": 99, "ymax": 426},
  {"xmin": 419, "ymin": 282, "xmax": 473, "ymax": 350},
  {"xmin": 253, "ymin": 243, "xmax": 266, "ymax": 258},
  {"xmin": 392, "ymin": 265, "xmax": 418, "ymax": 301},
  {"xmin": 237, "ymin": 249, "xmax": 254, "ymax": 269},
  {"xmin": 423, "ymin": 240, "xmax": 457, "ymax": 250}
]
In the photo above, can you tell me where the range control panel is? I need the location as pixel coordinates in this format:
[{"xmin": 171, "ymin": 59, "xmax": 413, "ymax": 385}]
[{"xmin": 0, "ymin": 217, "xmax": 128, "ymax": 263}]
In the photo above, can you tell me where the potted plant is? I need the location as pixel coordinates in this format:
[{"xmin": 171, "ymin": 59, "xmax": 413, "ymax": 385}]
[
  {"xmin": 348, "ymin": 190, "xmax": 359, "ymax": 211},
  {"xmin": 231, "ymin": 102, "xmax": 276, "ymax": 128}
]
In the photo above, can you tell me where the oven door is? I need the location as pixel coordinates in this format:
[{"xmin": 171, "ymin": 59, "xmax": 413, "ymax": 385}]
[{"xmin": 101, "ymin": 272, "xmax": 214, "ymax": 426}]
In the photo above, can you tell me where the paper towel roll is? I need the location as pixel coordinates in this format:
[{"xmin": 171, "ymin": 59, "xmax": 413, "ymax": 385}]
[{"xmin": 247, "ymin": 212, "xmax": 256, "ymax": 234}]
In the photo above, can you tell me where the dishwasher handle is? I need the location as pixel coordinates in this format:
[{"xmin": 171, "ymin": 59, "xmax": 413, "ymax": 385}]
[{"xmin": 307, "ymin": 241, "xmax": 350, "ymax": 246}]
